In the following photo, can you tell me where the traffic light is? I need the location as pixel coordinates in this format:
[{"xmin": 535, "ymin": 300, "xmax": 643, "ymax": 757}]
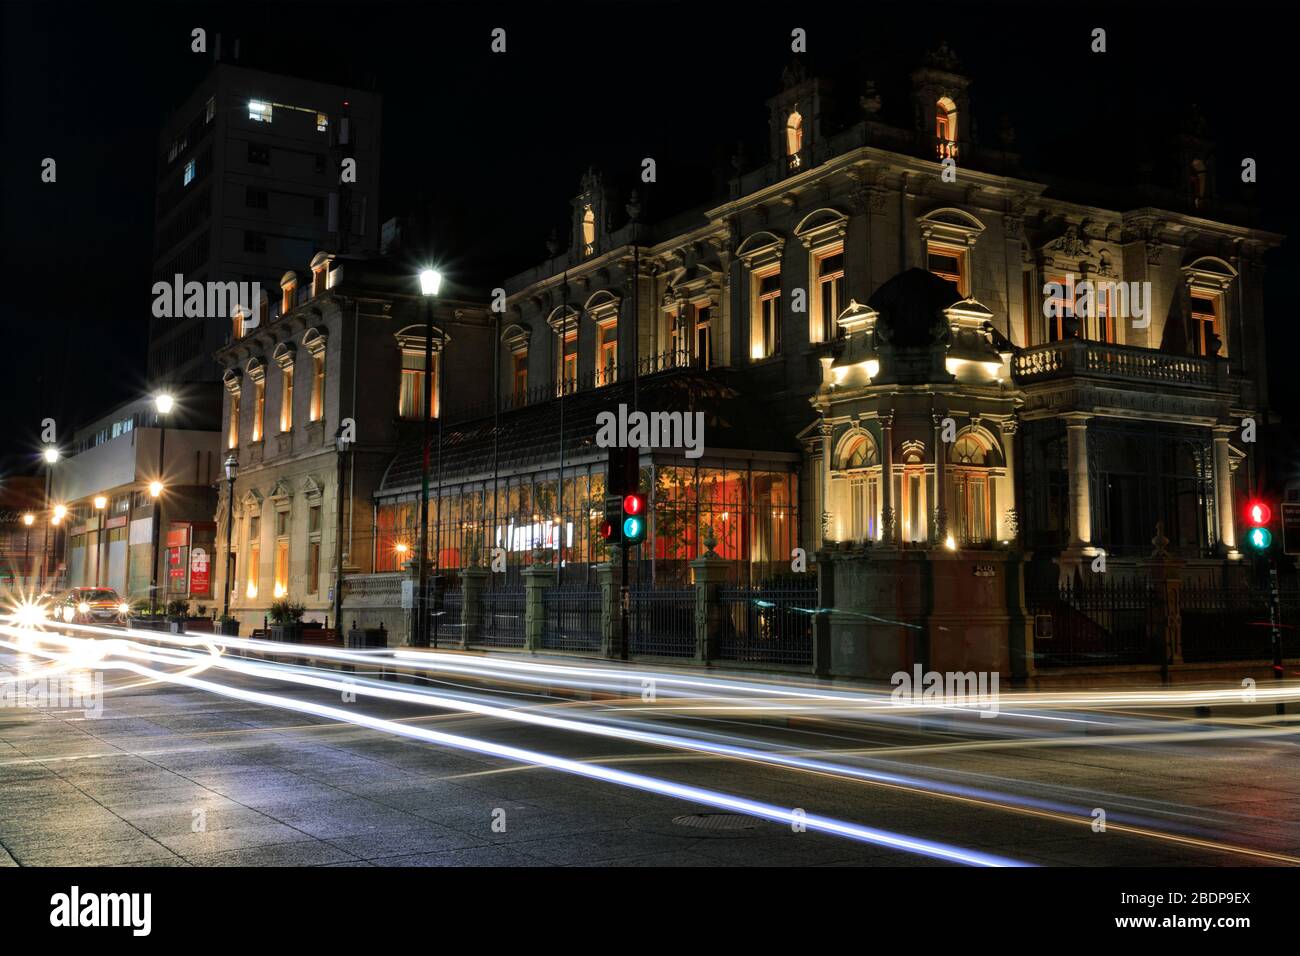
[
  {"xmin": 599, "ymin": 495, "xmax": 623, "ymax": 546},
  {"xmin": 622, "ymin": 492, "xmax": 647, "ymax": 545},
  {"xmin": 1244, "ymin": 498, "xmax": 1274, "ymax": 551}
]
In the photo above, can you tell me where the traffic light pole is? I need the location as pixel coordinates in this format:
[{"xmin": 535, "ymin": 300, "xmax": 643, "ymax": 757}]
[
  {"xmin": 1269, "ymin": 559, "xmax": 1284, "ymax": 716},
  {"xmin": 620, "ymin": 542, "xmax": 630, "ymax": 661}
]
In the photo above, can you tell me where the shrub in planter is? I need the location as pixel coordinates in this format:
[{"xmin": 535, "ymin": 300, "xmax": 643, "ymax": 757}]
[
  {"xmin": 268, "ymin": 599, "xmax": 306, "ymax": 642},
  {"xmin": 217, "ymin": 615, "xmax": 241, "ymax": 636}
]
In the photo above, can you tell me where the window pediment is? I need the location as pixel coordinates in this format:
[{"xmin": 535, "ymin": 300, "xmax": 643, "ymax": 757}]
[
  {"xmin": 272, "ymin": 342, "xmax": 296, "ymax": 368},
  {"xmin": 794, "ymin": 208, "xmax": 849, "ymax": 250},
  {"xmin": 501, "ymin": 323, "xmax": 531, "ymax": 354},
  {"xmin": 736, "ymin": 231, "xmax": 785, "ymax": 270},
  {"xmin": 917, "ymin": 207, "xmax": 985, "ymax": 248},
  {"xmin": 395, "ymin": 325, "xmax": 449, "ymax": 351}
]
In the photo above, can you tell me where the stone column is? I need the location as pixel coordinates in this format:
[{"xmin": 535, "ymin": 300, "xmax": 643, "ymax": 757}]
[
  {"xmin": 932, "ymin": 414, "xmax": 948, "ymax": 546},
  {"xmin": 521, "ymin": 558, "xmax": 556, "ymax": 651},
  {"xmin": 880, "ymin": 414, "xmax": 895, "ymax": 546},
  {"xmin": 596, "ymin": 558, "xmax": 625, "ymax": 658},
  {"xmin": 999, "ymin": 418, "xmax": 1019, "ymax": 542},
  {"xmin": 819, "ymin": 420, "xmax": 834, "ymax": 545},
  {"xmin": 690, "ymin": 540, "xmax": 729, "ymax": 662},
  {"xmin": 1212, "ymin": 425, "xmax": 1237, "ymax": 552},
  {"xmin": 460, "ymin": 565, "xmax": 489, "ymax": 647},
  {"xmin": 1064, "ymin": 414, "xmax": 1092, "ymax": 550}
]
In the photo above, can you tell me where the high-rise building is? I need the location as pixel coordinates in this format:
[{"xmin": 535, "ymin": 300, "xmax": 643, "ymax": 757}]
[{"xmin": 148, "ymin": 60, "xmax": 382, "ymax": 386}]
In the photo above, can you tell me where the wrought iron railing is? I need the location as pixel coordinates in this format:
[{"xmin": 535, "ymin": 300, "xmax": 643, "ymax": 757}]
[
  {"xmin": 1026, "ymin": 580, "xmax": 1156, "ymax": 667},
  {"xmin": 719, "ymin": 581, "xmax": 817, "ymax": 667},
  {"xmin": 630, "ymin": 585, "xmax": 697, "ymax": 657},
  {"xmin": 481, "ymin": 586, "xmax": 526, "ymax": 647},
  {"xmin": 541, "ymin": 586, "xmax": 603, "ymax": 652}
]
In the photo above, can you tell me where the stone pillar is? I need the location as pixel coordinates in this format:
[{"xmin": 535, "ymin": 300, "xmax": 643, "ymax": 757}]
[
  {"xmin": 596, "ymin": 559, "xmax": 625, "ymax": 658},
  {"xmin": 932, "ymin": 414, "xmax": 948, "ymax": 546},
  {"xmin": 521, "ymin": 559, "xmax": 555, "ymax": 651},
  {"xmin": 690, "ymin": 542, "xmax": 729, "ymax": 662},
  {"xmin": 819, "ymin": 420, "xmax": 834, "ymax": 545},
  {"xmin": 460, "ymin": 566, "xmax": 489, "ymax": 647},
  {"xmin": 1064, "ymin": 414, "xmax": 1092, "ymax": 549},
  {"xmin": 999, "ymin": 418, "xmax": 1019, "ymax": 542},
  {"xmin": 1212, "ymin": 425, "xmax": 1237, "ymax": 553},
  {"xmin": 1145, "ymin": 542, "xmax": 1185, "ymax": 667},
  {"xmin": 880, "ymin": 414, "xmax": 895, "ymax": 546}
]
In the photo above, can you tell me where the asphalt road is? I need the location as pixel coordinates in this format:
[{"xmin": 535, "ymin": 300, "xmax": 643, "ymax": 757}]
[{"xmin": 1, "ymin": 633, "xmax": 1298, "ymax": 867}]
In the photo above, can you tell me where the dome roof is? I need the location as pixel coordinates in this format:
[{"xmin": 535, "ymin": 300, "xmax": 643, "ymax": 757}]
[{"xmin": 867, "ymin": 268, "xmax": 963, "ymax": 348}]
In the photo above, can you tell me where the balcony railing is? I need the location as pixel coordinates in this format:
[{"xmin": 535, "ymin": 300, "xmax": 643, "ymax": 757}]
[{"xmin": 1011, "ymin": 338, "xmax": 1225, "ymax": 390}]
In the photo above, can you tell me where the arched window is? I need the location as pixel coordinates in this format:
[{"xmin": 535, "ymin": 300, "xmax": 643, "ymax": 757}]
[
  {"xmin": 936, "ymin": 97, "xmax": 958, "ymax": 158},
  {"xmin": 395, "ymin": 326, "xmax": 447, "ymax": 420},
  {"xmin": 949, "ymin": 431, "xmax": 996, "ymax": 544},
  {"xmin": 839, "ymin": 433, "xmax": 878, "ymax": 470},
  {"xmin": 836, "ymin": 432, "xmax": 880, "ymax": 542},
  {"xmin": 786, "ymin": 109, "xmax": 804, "ymax": 168}
]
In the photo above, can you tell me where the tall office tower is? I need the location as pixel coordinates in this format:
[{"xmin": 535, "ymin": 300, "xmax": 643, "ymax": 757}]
[{"xmin": 148, "ymin": 58, "xmax": 382, "ymax": 386}]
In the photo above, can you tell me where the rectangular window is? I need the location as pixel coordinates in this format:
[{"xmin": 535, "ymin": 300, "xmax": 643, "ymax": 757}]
[
  {"xmin": 228, "ymin": 392, "xmax": 240, "ymax": 449},
  {"xmin": 274, "ymin": 539, "xmax": 288, "ymax": 598},
  {"xmin": 756, "ymin": 270, "xmax": 782, "ymax": 357},
  {"xmin": 316, "ymin": 112, "xmax": 329, "ymax": 133},
  {"xmin": 275, "ymin": 510, "xmax": 288, "ymax": 537},
  {"xmin": 244, "ymin": 231, "xmax": 267, "ymax": 254},
  {"xmin": 1045, "ymin": 274, "xmax": 1072, "ymax": 342},
  {"xmin": 249, "ymin": 100, "xmax": 272, "ymax": 123},
  {"xmin": 309, "ymin": 505, "xmax": 321, "ymax": 533},
  {"xmin": 312, "ymin": 267, "xmax": 326, "ymax": 296},
  {"xmin": 1190, "ymin": 294, "xmax": 1219, "ymax": 356},
  {"xmin": 815, "ymin": 249, "xmax": 846, "ymax": 343},
  {"xmin": 513, "ymin": 352, "xmax": 528, "ymax": 403},
  {"xmin": 927, "ymin": 246, "xmax": 967, "ymax": 295},
  {"xmin": 183, "ymin": 159, "xmax": 196, "ymax": 186},
  {"xmin": 310, "ymin": 352, "xmax": 325, "ymax": 421},
  {"xmin": 246, "ymin": 516, "xmax": 260, "ymax": 599},
  {"xmin": 246, "ymin": 187, "xmax": 268, "ymax": 209},
  {"xmin": 1093, "ymin": 284, "xmax": 1117, "ymax": 344},
  {"xmin": 248, "ymin": 143, "xmax": 270, "ymax": 165},
  {"xmin": 306, "ymin": 541, "xmax": 320, "ymax": 594},
  {"xmin": 280, "ymin": 365, "xmax": 293, "ymax": 432},
  {"xmin": 398, "ymin": 350, "xmax": 439, "ymax": 419},
  {"xmin": 597, "ymin": 323, "xmax": 618, "ymax": 385},
  {"xmin": 694, "ymin": 305, "xmax": 713, "ymax": 369},
  {"xmin": 251, "ymin": 380, "xmax": 265, "ymax": 442},
  {"xmin": 560, "ymin": 330, "xmax": 578, "ymax": 393}
]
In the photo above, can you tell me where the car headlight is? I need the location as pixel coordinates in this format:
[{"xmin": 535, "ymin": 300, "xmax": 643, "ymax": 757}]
[
  {"xmin": 78, "ymin": 602, "xmax": 90, "ymax": 614},
  {"xmin": 118, "ymin": 603, "xmax": 131, "ymax": 614}
]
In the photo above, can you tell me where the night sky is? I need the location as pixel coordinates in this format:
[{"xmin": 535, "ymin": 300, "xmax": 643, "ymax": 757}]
[{"xmin": 2, "ymin": 1, "xmax": 1295, "ymax": 479}]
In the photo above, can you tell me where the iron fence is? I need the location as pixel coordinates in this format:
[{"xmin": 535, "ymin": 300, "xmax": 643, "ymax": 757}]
[
  {"xmin": 430, "ymin": 585, "xmax": 463, "ymax": 647},
  {"xmin": 481, "ymin": 586, "xmax": 526, "ymax": 647},
  {"xmin": 1026, "ymin": 580, "xmax": 1156, "ymax": 667},
  {"xmin": 719, "ymin": 581, "xmax": 817, "ymax": 667},
  {"xmin": 1179, "ymin": 584, "xmax": 1289, "ymax": 663},
  {"xmin": 541, "ymin": 586, "xmax": 603, "ymax": 652},
  {"xmin": 630, "ymin": 585, "xmax": 697, "ymax": 657}
]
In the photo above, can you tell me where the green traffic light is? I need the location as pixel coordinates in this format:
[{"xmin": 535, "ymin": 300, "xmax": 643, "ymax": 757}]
[
  {"xmin": 622, "ymin": 516, "xmax": 644, "ymax": 541},
  {"xmin": 1248, "ymin": 527, "xmax": 1272, "ymax": 550}
]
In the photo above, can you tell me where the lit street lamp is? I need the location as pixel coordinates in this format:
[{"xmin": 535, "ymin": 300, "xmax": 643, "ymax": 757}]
[
  {"xmin": 93, "ymin": 495, "xmax": 107, "ymax": 587},
  {"xmin": 41, "ymin": 446, "xmax": 59, "ymax": 589},
  {"xmin": 415, "ymin": 267, "xmax": 441, "ymax": 648},
  {"xmin": 22, "ymin": 513, "xmax": 34, "ymax": 585},
  {"xmin": 222, "ymin": 453, "xmax": 238, "ymax": 626},
  {"xmin": 150, "ymin": 393, "xmax": 173, "ymax": 616}
]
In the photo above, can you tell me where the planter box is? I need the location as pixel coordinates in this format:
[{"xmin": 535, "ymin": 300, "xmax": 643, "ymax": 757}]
[
  {"xmin": 347, "ymin": 627, "xmax": 387, "ymax": 649},
  {"xmin": 269, "ymin": 623, "xmax": 304, "ymax": 643},
  {"xmin": 218, "ymin": 620, "xmax": 241, "ymax": 637}
]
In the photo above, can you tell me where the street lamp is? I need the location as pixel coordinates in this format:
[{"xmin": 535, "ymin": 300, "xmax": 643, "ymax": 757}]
[
  {"xmin": 22, "ymin": 513, "xmax": 34, "ymax": 586},
  {"xmin": 93, "ymin": 495, "xmax": 107, "ymax": 588},
  {"xmin": 222, "ymin": 453, "xmax": 238, "ymax": 624},
  {"xmin": 414, "ymin": 267, "xmax": 442, "ymax": 647},
  {"xmin": 40, "ymin": 446, "xmax": 59, "ymax": 589},
  {"xmin": 150, "ymin": 393, "xmax": 174, "ymax": 617}
]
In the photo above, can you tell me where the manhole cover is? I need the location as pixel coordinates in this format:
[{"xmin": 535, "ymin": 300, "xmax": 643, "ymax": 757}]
[{"xmin": 672, "ymin": 812, "xmax": 767, "ymax": 832}]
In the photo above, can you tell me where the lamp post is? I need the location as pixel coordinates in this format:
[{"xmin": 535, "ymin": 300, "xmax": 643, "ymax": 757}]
[
  {"xmin": 222, "ymin": 453, "xmax": 238, "ymax": 622},
  {"xmin": 41, "ymin": 446, "xmax": 58, "ymax": 589},
  {"xmin": 334, "ymin": 427, "xmax": 351, "ymax": 634},
  {"xmin": 150, "ymin": 393, "xmax": 174, "ymax": 616},
  {"xmin": 415, "ymin": 268, "xmax": 441, "ymax": 648},
  {"xmin": 93, "ymin": 495, "xmax": 107, "ymax": 587},
  {"xmin": 22, "ymin": 513, "xmax": 34, "ymax": 586}
]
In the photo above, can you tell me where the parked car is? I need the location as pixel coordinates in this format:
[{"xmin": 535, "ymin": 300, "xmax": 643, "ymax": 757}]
[{"xmin": 53, "ymin": 588, "xmax": 129, "ymax": 626}]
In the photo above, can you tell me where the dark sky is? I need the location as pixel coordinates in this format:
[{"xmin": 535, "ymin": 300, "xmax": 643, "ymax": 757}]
[{"xmin": 2, "ymin": 1, "xmax": 1295, "ymax": 478}]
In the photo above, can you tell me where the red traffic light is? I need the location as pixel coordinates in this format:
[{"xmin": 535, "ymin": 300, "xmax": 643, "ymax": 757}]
[
  {"xmin": 622, "ymin": 494, "xmax": 644, "ymax": 516},
  {"xmin": 1245, "ymin": 500, "xmax": 1272, "ymax": 526},
  {"xmin": 598, "ymin": 519, "xmax": 613, "ymax": 540}
]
